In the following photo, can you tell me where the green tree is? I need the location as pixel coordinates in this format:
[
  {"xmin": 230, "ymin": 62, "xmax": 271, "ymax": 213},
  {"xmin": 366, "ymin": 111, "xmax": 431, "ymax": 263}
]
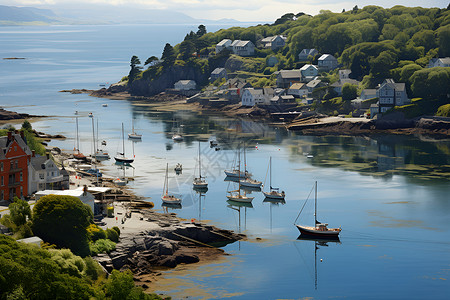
[
  {"xmin": 144, "ymin": 56, "xmax": 158, "ymax": 67},
  {"xmin": 437, "ymin": 24, "xmax": 450, "ymax": 56},
  {"xmin": 410, "ymin": 67, "xmax": 450, "ymax": 98},
  {"xmin": 161, "ymin": 43, "xmax": 176, "ymax": 68},
  {"xmin": 342, "ymin": 83, "xmax": 358, "ymax": 100},
  {"xmin": 128, "ymin": 55, "xmax": 142, "ymax": 83},
  {"xmin": 21, "ymin": 120, "xmax": 32, "ymax": 131},
  {"xmin": 178, "ymin": 40, "xmax": 196, "ymax": 61},
  {"xmin": 32, "ymin": 195, "xmax": 93, "ymax": 256},
  {"xmin": 196, "ymin": 24, "xmax": 207, "ymax": 37},
  {"xmin": 9, "ymin": 197, "xmax": 32, "ymax": 228}
]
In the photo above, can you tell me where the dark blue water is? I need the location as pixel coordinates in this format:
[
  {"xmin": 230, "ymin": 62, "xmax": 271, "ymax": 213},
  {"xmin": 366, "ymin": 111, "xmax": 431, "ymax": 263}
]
[{"xmin": 1, "ymin": 25, "xmax": 449, "ymax": 299}]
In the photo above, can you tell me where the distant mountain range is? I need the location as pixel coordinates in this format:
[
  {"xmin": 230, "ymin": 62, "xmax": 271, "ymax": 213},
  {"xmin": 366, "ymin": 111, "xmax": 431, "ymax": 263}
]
[{"xmin": 0, "ymin": 5, "xmax": 241, "ymax": 25}]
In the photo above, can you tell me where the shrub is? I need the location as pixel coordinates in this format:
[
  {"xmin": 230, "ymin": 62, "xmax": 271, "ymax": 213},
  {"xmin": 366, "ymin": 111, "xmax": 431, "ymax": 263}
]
[
  {"xmin": 83, "ymin": 256, "xmax": 105, "ymax": 281},
  {"xmin": 90, "ymin": 239, "xmax": 116, "ymax": 256},
  {"xmin": 87, "ymin": 224, "xmax": 106, "ymax": 242},
  {"xmin": 106, "ymin": 228, "xmax": 119, "ymax": 243},
  {"xmin": 49, "ymin": 249, "xmax": 86, "ymax": 278},
  {"xmin": 112, "ymin": 226, "xmax": 121, "ymax": 236},
  {"xmin": 436, "ymin": 104, "xmax": 450, "ymax": 117}
]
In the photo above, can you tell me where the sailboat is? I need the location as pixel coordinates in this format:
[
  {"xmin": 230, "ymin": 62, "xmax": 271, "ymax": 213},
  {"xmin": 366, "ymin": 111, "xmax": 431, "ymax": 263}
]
[
  {"xmin": 239, "ymin": 144, "xmax": 262, "ymax": 188},
  {"xmin": 92, "ymin": 117, "xmax": 110, "ymax": 160},
  {"xmin": 161, "ymin": 163, "xmax": 181, "ymax": 205},
  {"xmin": 294, "ymin": 181, "xmax": 341, "ymax": 238},
  {"xmin": 224, "ymin": 144, "xmax": 249, "ymax": 179},
  {"xmin": 171, "ymin": 119, "xmax": 183, "ymax": 141},
  {"xmin": 114, "ymin": 123, "xmax": 134, "ymax": 164},
  {"xmin": 193, "ymin": 141, "xmax": 208, "ymax": 190},
  {"xmin": 263, "ymin": 156, "xmax": 285, "ymax": 200},
  {"xmin": 226, "ymin": 147, "xmax": 254, "ymax": 203},
  {"xmin": 73, "ymin": 115, "xmax": 86, "ymax": 160},
  {"xmin": 128, "ymin": 118, "xmax": 142, "ymax": 140}
]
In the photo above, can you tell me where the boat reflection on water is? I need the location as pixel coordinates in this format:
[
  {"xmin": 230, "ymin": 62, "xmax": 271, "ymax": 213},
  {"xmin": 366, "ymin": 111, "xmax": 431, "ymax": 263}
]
[
  {"xmin": 296, "ymin": 235, "xmax": 341, "ymax": 290},
  {"xmin": 162, "ymin": 202, "xmax": 182, "ymax": 212},
  {"xmin": 240, "ymin": 185, "xmax": 261, "ymax": 194},
  {"xmin": 263, "ymin": 198, "xmax": 285, "ymax": 233},
  {"xmin": 227, "ymin": 200, "xmax": 253, "ymax": 234}
]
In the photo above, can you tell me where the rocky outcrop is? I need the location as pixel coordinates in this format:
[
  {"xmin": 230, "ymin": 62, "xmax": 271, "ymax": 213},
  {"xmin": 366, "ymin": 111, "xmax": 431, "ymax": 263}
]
[
  {"xmin": 94, "ymin": 211, "xmax": 244, "ymax": 275},
  {"xmin": 0, "ymin": 108, "xmax": 36, "ymax": 120}
]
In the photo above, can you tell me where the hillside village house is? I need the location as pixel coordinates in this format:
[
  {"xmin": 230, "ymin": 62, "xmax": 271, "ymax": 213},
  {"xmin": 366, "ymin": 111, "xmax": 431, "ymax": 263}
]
[
  {"xmin": 231, "ymin": 40, "xmax": 255, "ymax": 56},
  {"xmin": 0, "ymin": 131, "xmax": 31, "ymax": 201},
  {"xmin": 276, "ymin": 69, "xmax": 302, "ymax": 88},
  {"xmin": 210, "ymin": 67, "xmax": 227, "ymax": 82},
  {"xmin": 298, "ymin": 48, "xmax": 318, "ymax": 61},
  {"xmin": 428, "ymin": 57, "xmax": 450, "ymax": 68},
  {"xmin": 35, "ymin": 187, "xmax": 95, "ymax": 214},
  {"xmin": 318, "ymin": 54, "xmax": 338, "ymax": 71},
  {"xmin": 287, "ymin": 83, "xmax": 309, "ymax": 98},
  {"xmin": 174, "ymin": 80, "xmax": 196, "ymax": 91},
  {"xmin": 241, "ymin": 88, "xmax": 266, "ymax": 106},
  {"xmin": 215, "ymin": 39, "xmax": 232, "ymax": 53},
  {"xmin": 260, "ymin": 35, "xmax": 286, "ymax": 51},
  {"xmin": 28, "ymin": 152, "xmax": 67, "ymax": 194},
  {"xmin": 299, "ymin": 64, "xmax": 319, "ymax": 82},
  {"xmin": 306, "ymin": 79, "xmax": 326, "ymax": 95},
  {"xmin": 370, "ymin": 79, "xmax": 410, "ymax": 117},
  {"xmin": 339, "ymin": 69, "xmax": 352, "ymax": 80},
  {"xmin": 331, "ymin": 78, "xmax": 360, "ymax": 96}
]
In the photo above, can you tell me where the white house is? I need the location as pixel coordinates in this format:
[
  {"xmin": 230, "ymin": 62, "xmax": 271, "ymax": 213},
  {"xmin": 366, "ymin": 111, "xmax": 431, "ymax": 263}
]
[
  {"xmin": 428, "ymin": 57, "xmax": 450, "ymax": 68},
  {"xmin": 241, "ymin": 88, "xmax": 266, "ymax": 107},
  {"xmin": 298, "ymin": 49, "xmax": 318, "ymax": 61},
  {"xmin": 318, "ymin": 54, "xmax": 338, "ymax": 71},
  {"xmin": 300, "ymin": 64, "xmax": 319, "ymax": 82},
  {"xmin": 35, "ymin": 187, "xmax": 95, "ymax": 213},
  {"xmin": 375, "ymin": 79, "xmax": 410, "ymax": 114},
  {"xmin": 288, "ymin": 83, "xmax": 309, "ymax": 98},
  {"xmin": 260, "ymin": 35, "xmax": 286, "ymax": 51},
  {"xmin": 28, "ymin": 153, "xmax": 65, "ymax": 194},
  {"xmin": 215, "ymin": 39, "xmax": 232, "ymax": 53},
  {"xmin": 174, "ymin": 80, "xmax": 196, "ymax": 91},
  {"xmin": 231, "ymin": 40, "xmax": 255, "ymax": 56}
]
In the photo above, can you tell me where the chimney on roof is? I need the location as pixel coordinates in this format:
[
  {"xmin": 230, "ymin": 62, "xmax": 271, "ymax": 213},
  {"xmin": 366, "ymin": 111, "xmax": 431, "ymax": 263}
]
[
  {"xmin": 32, "ymin": 150, "xmax": 35, "ymax": 157},
  {"xmin": 83, "ymin": 185, "xmax": 88, "ymax": 196},
  {"xmin": 7, "ymin": 131, "xmax": 12, "ymax": 140},
  {"xmin": 20, "ymin": 130, "xmax": 24, "ymax": 139},
  {"xmin": 46, "ymin": 152, "xmax": 50, "ymax": 160}
]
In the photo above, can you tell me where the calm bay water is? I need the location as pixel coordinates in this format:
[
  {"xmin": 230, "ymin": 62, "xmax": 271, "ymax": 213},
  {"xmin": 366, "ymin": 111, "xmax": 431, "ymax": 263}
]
[{"xmin": 1, "ymin": 25, "xmax": 449, "ymax": 299}]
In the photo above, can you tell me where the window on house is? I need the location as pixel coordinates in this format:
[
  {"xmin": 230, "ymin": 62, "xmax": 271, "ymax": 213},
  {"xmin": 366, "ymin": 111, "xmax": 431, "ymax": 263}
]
[
  {"xmin": 20, "ymin": 186, "xmax": 23, "ymax": 197},
  {"xmin": 15, "ymin": 161, "xmax": 18, "ymax": 169},
  {"xmin": 0, "ymin": 190, "xmax": 3, "ymax": 201},
  {"xmin": 1, "ymin": 176, "xmax": 3, "ymax": 186},
  {"xmin": 39, "ymin": 173, "xmax": 44, "ymax": 180},
  {"xmin": 0, "ymin": 162, "xmax": 3, "ymax": 171},
  {"xmin": 20, "ymin": 172, "xmax": 23, "ymax": 182}
]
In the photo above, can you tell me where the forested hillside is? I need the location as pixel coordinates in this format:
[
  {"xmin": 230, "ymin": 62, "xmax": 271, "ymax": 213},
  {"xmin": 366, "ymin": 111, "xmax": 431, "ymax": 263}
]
[{"xmin": 128, "ymin": 5, "xmax": 449, "ymax": 103}]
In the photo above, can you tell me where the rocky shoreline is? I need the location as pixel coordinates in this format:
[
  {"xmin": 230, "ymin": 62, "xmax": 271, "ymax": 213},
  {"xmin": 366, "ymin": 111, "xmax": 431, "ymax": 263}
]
[{"xmin": 0, "ymin": 107, "xmax": 42, "ymax": 121}]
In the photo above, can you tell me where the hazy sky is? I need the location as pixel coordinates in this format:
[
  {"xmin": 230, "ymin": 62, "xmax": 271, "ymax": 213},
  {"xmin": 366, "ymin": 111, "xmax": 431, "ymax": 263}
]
[{"xmin": 4, "ymin": 0, "xmax": 449, "ymax": 22}]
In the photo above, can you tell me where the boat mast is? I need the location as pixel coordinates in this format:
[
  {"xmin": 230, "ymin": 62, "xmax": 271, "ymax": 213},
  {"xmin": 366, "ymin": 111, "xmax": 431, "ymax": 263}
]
[
  {"xmin": 121, "ymin": 123, "xmax": 125, "ymax": 157},
  {"xmin": 315, "ymin": 181, "xmax": 318, "ymax": 226},
  {"xmin": 198, "ymin": 141, "xmax": 202, "ymax": 179},
  {"xmin": 91, "ymin": 115, "xmax": 95, "ymax": 159},
  {"xmin": 237, "ymin": 145, "xmax": 241, "ymax": 196},
  {"xmin": 75, "ymin": 116, "xmax": 80, "ymax": 154},
  {"xmin": 269, "ymin": 156, "xmax": 272, "ymax": 190}
]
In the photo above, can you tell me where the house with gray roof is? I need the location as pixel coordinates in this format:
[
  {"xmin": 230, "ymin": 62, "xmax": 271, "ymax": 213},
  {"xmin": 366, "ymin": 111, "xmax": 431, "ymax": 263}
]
[
  {"xmin": 300, "ymin": 64, "xmax": 319, "ymax": 82},
  {"xmin": 174, "ymin": 80, "xmax": 196, "ymax": 91},
  {"xmin": 331, "ymin": 78, "xmax": 360, "ymax": 96},
  {"xmin": 28, "ymin": 152, "xmax": 66, "ymax": 194},
  {"xmin": 215, "ymin": 39, "xmax": 232, "ymax": 54},
  {"xmin": 276, "ymin": 69, "xmax": 302, "ymax": 88},
  {"xmin": 428, "ymin": 57, "xmax": 450, "ymax": 68},
  {"xmin": 318, "ymin": 54, "xmax": 338, "ymax": 71},
  {"xmin": 298, "ymin": 49, "xmax": 318, "ymax": 61},
  {"xmin": 288, "ymin": 82, "xmax": 308, "ymax": 98},
  {"xmin": 260, "ymin": 35, "xmax": 286, "ymax": 51},
  {"xmin": 210, "ymin": 68, "xmax": 227, "ymax": 82},
  {"xmin": 375, "ymin": 79, "xmax": 409, "ymax": 115},
  {"xmin": 241, "ymin": 88, "xmax": 266, "ymax": 107},
  {"xmin": 231, "ymin": 40, "xmax": 255, "ymax": 56}
]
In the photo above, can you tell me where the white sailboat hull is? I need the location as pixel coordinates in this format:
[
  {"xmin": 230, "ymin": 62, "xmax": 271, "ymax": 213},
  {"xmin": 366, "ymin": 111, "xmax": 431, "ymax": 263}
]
[
  {"xmin": 226, "ymin": 194, "xmax": 254, "ymax": 203},
  {"xmin": 114, "ymin": 156, "xmax": 134, "ymax": 163},
  {"xmin": 295, "ymin": 225, "xmax": 341, "ymax": 238},
  {"xmin": 224, "ymin": 170, "xmax": 248, "ymax": 178},
  {"xmin": 128, "ymin": 133, "xmax": 142, "ymax": 139},
  {"xmin": 263, "ymin": 190, "xmax": 285, "ymax": 200},
  {"xmin": 161, "ymin": 195, "xmax": 182, "ymax": 205},
  {"xmin": 172, "ymin": 134, "xmax": 183, "ymax": 141},
  {"xmin": 240, "ymin": 179, "xmax": 262, "ymax": 188}
]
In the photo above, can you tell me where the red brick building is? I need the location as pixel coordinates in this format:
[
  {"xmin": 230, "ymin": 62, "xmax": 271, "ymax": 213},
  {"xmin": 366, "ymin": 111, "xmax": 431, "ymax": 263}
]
[{"xmin": 0, "ymin": 131, "xmax": 32, "ymax": 201}]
